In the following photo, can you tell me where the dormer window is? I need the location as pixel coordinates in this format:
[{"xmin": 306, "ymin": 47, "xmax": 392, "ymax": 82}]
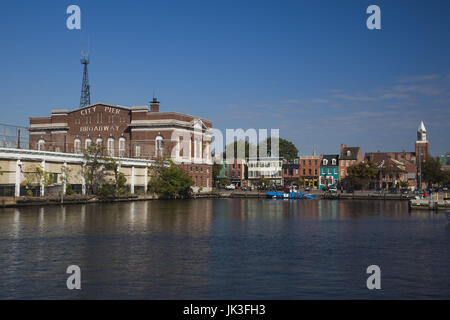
[
  {"xmin": 332, "ymin": 159, "xmax": 336, "ymax": 165},
  {"xmin": 323, "ymin": 159, "xmax": 328, "ymax": 165},
  {"xmin": 347, "ymin": 150, "xmax": 351, "ymax": 157}
]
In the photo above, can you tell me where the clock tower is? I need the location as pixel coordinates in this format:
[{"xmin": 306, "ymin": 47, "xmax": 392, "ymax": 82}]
[{"xmin": 415, "ymin": 121, "xmax": 429, "ymax": 166}]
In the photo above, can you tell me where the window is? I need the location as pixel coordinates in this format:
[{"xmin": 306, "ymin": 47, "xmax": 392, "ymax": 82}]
[
  {"xmin": 347, "ymin": 160, "xmax": 350, "ymax": 167},
  {"xmin": 303, "ymin": 169, "xmax": 306, "ymax": 175},
  {"xmin": 119, "ymin": 137, "xmax": 126, "ymax": 157},
  {"xmin": 323, "ymin": 159, "xmax": 328, "ymax": 165},
  {"xmin": 107, "ymin": 138, "xmax": 115, "ymax": 157},
  {"xmin": 155, "ymin": 136, "xmax": 164, "ymax": 155},
  {"xmin": 341, "ymin": 170, "xmax": 344, "ymax": 176},
  {"xmin": 74, "ymin": 138, "xmax": 81, "ymax": 154},
  {"xmin": 347, "ymin": 150, "xmax": 351, "ymax": 157},
  {"xmin": 295, "ymin": 169, "xmax": 298, "ymax": 175},
  {"xmin": 308, "ymin": 169, "xmax": 312, "ymax": 175},
  {"xmin": 85, "ymin": 138, "xmax": 92, "ymax": 150},
  {"xmin": 38, "ymin": 139, "xmax": 45, "ymax": 151},
  {"xmin": 332, "ymin": 159, "xmax": 336, "ymax": 165},
  {"xmin": 303, "ymin": 160, "xmax": 306, "ymax": 165},
  {"xmin": 314, "ymin": 169, "xmax": 317, "ymax": 175},
  {"xmin": 135, "ymin": 145, "xmax": 141, "ymax": 157},
  {"xmin": 96, "ymin": 137, "xmax": 103, "ymax": 146},
  {"xmin": 308, "ymin": 160, "xmax": 311, "ymax": 165},
  {"xmin": 314, "ymin": 160, "xmax": 317, "ymax": 165}
]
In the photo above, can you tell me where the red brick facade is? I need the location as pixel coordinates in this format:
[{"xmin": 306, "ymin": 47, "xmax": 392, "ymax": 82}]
[{"xmin": 28, "ymin": 99, "xmax": 213, "ymax": 189}]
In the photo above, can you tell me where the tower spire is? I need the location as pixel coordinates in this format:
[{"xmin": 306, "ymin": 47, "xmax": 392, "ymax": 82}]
[{"xmin": 80, "ymin": 50, "xmax": 91, "ymax": 108}]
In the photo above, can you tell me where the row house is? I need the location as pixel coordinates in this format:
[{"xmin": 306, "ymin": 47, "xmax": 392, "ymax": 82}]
[
  {"xmin": 282, "ymin": 163, "xmax": 300, "ymax": 186},
  {"xmin": 339, "ymin": 144, "xmax": 362, "ymax": 180},
  {"xmin": 229, "ymin": 159, "xmax": 246, "ymax": 187},
  {"xmin": 247, "ymin": 157, "xmax": 283, "ymax": 187},
  {"xmin": 300, "ymin": 155, "xmax": 320, "ymax": 188},
  {"xmin": 319, "ymin": 154, "xmax": 339, "ymax": 189}
]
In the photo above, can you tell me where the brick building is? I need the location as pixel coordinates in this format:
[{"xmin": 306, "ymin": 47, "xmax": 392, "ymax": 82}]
[
  {"xmin": 282, "ymin": 162, "xmax": 300, "ymax": 186},
  {"xmin": 229, "ymin": 159, "xmax": 246, "ymax": 187},
  {"xmin": 338, "ymin": 144, "xmax": 362, "ymax": 180},
  {"xmin": 299, "ymin": 156, "xmax": 320, "ymax": 188},
  {"xmin": 28, "ymin": 98, "xmax": 213, "ymax": 190}
]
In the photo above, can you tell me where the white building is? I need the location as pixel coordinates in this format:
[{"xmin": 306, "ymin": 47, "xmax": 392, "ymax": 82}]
[{"xmin": 247, "ymin": 157, "xmax": 283, "ymax": 186}]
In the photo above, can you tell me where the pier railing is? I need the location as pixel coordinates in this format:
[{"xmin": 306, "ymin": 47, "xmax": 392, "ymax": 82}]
[{"xmin": 0, "ymin": 123, "xmax": 29, "ymax": 149}]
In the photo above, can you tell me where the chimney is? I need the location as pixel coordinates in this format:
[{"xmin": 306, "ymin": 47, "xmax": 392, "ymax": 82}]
[
  {"xmin": 340, "ymin": 144, "xmax": 346, "ymax": 153},
  {"xmin": 150, "ymin": 97, "xmax": 160, "ymax": 112}
]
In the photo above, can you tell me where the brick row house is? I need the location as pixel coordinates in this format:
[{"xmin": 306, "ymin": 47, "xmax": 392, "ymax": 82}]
[{"xmin": 28, "ymin": 98, "xmax": 214, "ymax": 190}]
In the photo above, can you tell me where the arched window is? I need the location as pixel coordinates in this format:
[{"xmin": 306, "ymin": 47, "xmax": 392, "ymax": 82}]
[
  {"xmin": 119, "ymin": 137, "xmax": 126, "ymax": 157},
  {"xmin": 74, "ymin": 138, "xmax": 82, "ymax": 154},
  {"xmin": 85, "ymin": 137, "xmax": 92, "ymax": 150},
  {"xmin": 155, "ymin": 136, "xmax": 164, "ymax": 155},
  {"xmin": 96, "ymin": 137, "xmax": 103, "ymax": 146},
  {"xmin": 38, "ymin": 139, "xmax": 45, "ymax": 151},
  {"xmin": 323, "ymin": 159, "xmax": 328, "ymax": 165},
  {"xmin": 332, "ymin": 158, "xmax": 336, "ymax": 165},
  {"xmin": 107, "ymin": 137, "xmax": 115, "ymax": 157}
]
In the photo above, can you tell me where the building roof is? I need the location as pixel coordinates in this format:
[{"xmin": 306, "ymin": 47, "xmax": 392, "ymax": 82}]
[
  {"xmin": 320, "ymin": 154, "xmax": 339, "ymax": 167},
  {"xmin": 418, "ymin": 121, "xmax": 426, "ymax": 132},
  {"xmin": 340, "ymin": 147, "xmax": 360, "ymax": 160}
]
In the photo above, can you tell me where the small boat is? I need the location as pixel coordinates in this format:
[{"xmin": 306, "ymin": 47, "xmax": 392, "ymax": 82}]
[{"xmin": 266, "ymin": 186, "xmax": 314, "ymax": 200}]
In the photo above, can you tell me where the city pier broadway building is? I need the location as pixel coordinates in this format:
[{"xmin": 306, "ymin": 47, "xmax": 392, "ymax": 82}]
[{"xmin": 28, "ymin": 98, "xmax": 214, "ymax": 190}]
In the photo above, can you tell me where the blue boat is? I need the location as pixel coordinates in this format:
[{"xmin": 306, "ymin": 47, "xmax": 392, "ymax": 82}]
[{"xmin": 266, "ymin": 191, "xmax": 314, "ymax": 200}]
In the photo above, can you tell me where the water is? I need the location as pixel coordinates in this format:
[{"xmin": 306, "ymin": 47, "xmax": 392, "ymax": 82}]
[{"xmin": 0, "ymin": 199, "xmax": 449, "ymax": 299}]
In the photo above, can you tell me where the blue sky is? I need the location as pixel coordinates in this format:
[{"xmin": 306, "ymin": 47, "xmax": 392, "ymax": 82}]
[{"xmin": 1, "ymin": 0, "xmax": 449, "ymax": 156}]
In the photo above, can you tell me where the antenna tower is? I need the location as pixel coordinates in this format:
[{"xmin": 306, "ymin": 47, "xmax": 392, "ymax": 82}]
[{"xmin": 80, "ymin": 50, "xmax": 91, "ymax": 107}]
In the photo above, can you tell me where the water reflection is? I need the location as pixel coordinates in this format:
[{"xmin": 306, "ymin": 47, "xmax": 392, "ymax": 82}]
[{"xmin": 0, "ymin": 199, "xmax": 449, "ymax": 299}]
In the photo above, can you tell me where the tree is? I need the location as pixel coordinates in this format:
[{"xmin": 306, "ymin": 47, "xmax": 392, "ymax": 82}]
[
  {"xmin": 82, "ymin": 143, "xmax": 107, "ymax": 195},
  {"xmin": 400, "ymin": 180, "xmax": 409, "ymax": 189},
  {"xmin": 22, "ymin": 165, "xmax": 55, "ymax": 196},
  {"xmin": 218, "ymin": 177, "xmax": 231, "ymax": 187},
  {"xmin": 346, "ymin": 162, "xmax": 378, "ymax": 190},
  {"xmin": 60, "ymin": 165, "xmax": 73, "ymax": 203},
  {"xmin": 259, "ymin": 137, "xmax": 298, "ymax": 162},
  {"xmin": 253, "ymin": 177, "xmax": 270, "ymax": 189},
  {"xmin": 422, "ymin": 156, "xmax": 444, "ymax": 186},
  {"xmin": 222, "ymin": 140, "xmax": 257, "ymax": 160},
  {"xmin": 100, "ymin": 157, "xmax": 127, "ymax": 196},
  {"xmin": 148, "ymin": 157, "xmax": 194, "ymax": 199},
  {"xmin": 212, "ymin": 161, "xmax": 222, "ymax": 186}
]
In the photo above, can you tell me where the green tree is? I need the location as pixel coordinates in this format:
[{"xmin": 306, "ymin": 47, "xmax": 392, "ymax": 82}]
[
  {"xmin": 60, "ymin": 165, "xmax": 73, "ymax": 202},
  {"xmin": 148, "ymin": 157, "xmax": 194, "ymax": 199},
  {"xmin": 218, "ymin": 177, "xmax": 231, "ymax": 187},
  {"xmin": 102, "ymin": 157, "xmax": 127, "ymax": 196},
  {"xmin": 422, "ymin": 156, "xmax": 443, "ymax": 186},
  {"xmin": 82, "ymin": 143, "xmax": 107, "ymax": 195},
  {"xmin": 253, "ymin": 177, "xmax": 270, "ymax": 189},
  {"xmin": 212, "ymin": 161, "xmax": 222, "ymax": 186},
  {"xmin": 22, "ymin": 165, "xmax": 55, "ymax": 196},
  {"xmin": 346, "ymin": 162, "xmax": 378, "ymax": 190},
  {"xmin": 259, "ymin": 137, "xmax": 298, "ymax": 162},
  {"xmin": 222, "ymin": 139, "xmax": 257, "ymax": 159}
]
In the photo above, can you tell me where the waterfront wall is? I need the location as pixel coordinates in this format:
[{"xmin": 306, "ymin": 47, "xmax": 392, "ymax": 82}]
[{"xmin": 0, "ymin": 147, "xmax": 153, "ymax": 197}]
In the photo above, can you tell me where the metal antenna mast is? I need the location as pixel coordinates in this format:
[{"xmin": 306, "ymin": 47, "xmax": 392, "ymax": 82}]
[{"xmin": 80, "ymin": 47, "xmax": 91, "ymax": 108}]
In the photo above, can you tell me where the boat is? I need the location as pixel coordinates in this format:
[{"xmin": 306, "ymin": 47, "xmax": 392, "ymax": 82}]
[{"xmin": 266, "ymin": 186, "xmax": 314, "ymax": 200}]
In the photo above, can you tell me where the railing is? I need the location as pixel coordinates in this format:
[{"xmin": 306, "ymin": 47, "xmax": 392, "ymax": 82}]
[{"xmin": 0, "ymin": 123, "xmax": 29, "ymax": 149}]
